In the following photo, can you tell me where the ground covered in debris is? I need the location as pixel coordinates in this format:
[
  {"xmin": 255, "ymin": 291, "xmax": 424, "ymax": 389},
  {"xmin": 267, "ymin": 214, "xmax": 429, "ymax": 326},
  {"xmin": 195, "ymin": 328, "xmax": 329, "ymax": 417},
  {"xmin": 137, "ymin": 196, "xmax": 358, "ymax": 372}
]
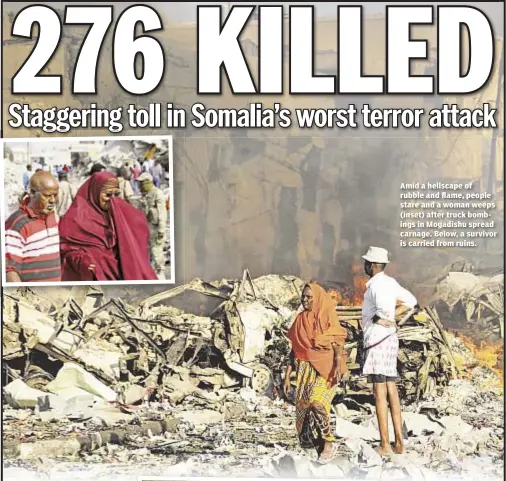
[
  {"xmin": 2, "ymin": 271, "xmax": 504, "ymax": 481},
  {"xmin": 3, "ymin": 365, "xmax": 504, "ymax": 481}
]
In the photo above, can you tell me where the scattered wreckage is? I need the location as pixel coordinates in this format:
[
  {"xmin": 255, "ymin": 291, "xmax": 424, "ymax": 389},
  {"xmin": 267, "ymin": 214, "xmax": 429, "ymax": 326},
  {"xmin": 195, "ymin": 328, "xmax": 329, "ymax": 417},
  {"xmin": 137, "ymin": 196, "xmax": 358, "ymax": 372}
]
[
  {"xmin": 3, "ymin": 271, "xmax": 459, "ymax": 408},
  {"xmin": 2, "ymin": 271, "xmax": 504, "ymax": 480},
  {"xmin": 432, "ymin": 271, "xmax": 504, "ymax": 340}
]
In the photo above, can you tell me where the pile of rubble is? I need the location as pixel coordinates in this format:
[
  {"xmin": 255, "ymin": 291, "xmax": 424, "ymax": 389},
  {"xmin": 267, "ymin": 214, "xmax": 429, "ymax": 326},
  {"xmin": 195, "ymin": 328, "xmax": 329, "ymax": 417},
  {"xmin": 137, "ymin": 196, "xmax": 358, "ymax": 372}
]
[
  {"xmin": 3, "ymin": 272, "xmax": 459, "ymax": 406},
  {"xmin": 2, "ymin": 351, "xmax": 503, "ymax": 481},
  {"xmin": 3, "ymin": 162, "xmax": 25, "ymax": 212},
  {"xmin": 431, "ymin": 269, "xmax": 504, "ymax": 341},
  {"xmin": 2, "ymin": 272, "xmax": 503, "ymax": 480}
]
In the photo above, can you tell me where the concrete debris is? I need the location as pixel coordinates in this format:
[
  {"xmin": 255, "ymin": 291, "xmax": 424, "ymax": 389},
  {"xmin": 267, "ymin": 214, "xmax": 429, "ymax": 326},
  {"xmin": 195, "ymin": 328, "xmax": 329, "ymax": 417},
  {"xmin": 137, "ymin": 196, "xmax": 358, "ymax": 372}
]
[
  {"xmin": 45, "ymin": 363, "xmax": 118, "ymax": 402},
  {"xmin": 2, "ymin": 377, "xmax": 503, "ymax": 479},
  {"xmin": 4, "ymin": 379, "xmax": 49, "ymax": 409},
  {"xmin": 434, "ymin": 272, "xmax": 504, "ymax": 340},
  {"xmin": 4, "ymin": 161, "xmax": 26, "ymax": 208},
  {"xmin": 3, "ymin": 271, "xmax": 463, "ymax": 405},
  {"xmin": 5, "ymin": 417, "xmax": 180, "ymax": 460},
  {"xmin": 2, "ymin": 271, "xmax": 504, "ymax": 480}
]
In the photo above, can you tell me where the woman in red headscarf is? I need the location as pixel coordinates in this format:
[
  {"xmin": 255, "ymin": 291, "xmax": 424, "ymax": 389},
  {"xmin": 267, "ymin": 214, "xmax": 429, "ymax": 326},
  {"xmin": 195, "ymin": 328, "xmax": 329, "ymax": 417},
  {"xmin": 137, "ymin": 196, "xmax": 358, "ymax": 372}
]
[
  {"xmin": 59, "ymin": 172, "xmax": 157, "ymax": 281},
  {"xmin": 284, "ymin": 282, "xmax": 348, "ymax": 462}
]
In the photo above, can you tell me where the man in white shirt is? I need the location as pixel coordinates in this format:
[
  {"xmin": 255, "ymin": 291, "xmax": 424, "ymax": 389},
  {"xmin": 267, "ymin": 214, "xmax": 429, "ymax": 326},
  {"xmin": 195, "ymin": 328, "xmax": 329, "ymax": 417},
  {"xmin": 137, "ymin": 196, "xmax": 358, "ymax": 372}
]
[{"xmin": 360, "ymin": 246, "xmax": 417, "ymax": 456}]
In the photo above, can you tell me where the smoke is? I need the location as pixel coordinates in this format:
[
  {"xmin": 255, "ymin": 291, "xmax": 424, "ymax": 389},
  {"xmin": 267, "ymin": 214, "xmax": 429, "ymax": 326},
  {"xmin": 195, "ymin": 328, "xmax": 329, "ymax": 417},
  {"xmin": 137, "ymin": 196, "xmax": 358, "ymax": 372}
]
[{"xmin": 3, "ymin": 2, "xmax": 503, "ymax": 301}]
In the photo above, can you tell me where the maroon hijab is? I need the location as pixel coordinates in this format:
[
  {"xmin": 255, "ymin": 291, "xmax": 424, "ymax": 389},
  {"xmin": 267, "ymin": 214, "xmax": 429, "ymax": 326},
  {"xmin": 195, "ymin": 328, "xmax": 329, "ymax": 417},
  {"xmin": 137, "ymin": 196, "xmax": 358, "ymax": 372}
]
[{"xmin": 59, "ymin": 172, "xmax": 157, "ymax": 281}]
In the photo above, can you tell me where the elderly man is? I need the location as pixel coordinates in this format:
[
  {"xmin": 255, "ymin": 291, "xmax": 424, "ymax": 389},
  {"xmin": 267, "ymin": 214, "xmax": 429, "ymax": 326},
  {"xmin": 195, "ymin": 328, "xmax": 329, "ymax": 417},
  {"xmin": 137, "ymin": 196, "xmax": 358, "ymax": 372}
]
[
  {"xmin": 4, "ymin": 171, "xmax": 61, "ymax": 283},
  {"xmin": 138, "ymin": 172, "xmax": 167, "ymax": 280},
  {"xmin": 360, "ymin": 246, "xmax": 417, "ymax": 456}
]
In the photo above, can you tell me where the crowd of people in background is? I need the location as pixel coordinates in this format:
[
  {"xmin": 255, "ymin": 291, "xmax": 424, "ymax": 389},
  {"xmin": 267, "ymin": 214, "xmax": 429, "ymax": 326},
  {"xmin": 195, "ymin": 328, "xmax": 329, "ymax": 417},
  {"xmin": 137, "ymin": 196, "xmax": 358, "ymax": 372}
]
[
  {"xmin": 23, "ymin": 163, "xmax": 75, "ymax": 191},
  {"xmin": 7, "ymin": 147, "xmax": 171, "ymax": 283}
]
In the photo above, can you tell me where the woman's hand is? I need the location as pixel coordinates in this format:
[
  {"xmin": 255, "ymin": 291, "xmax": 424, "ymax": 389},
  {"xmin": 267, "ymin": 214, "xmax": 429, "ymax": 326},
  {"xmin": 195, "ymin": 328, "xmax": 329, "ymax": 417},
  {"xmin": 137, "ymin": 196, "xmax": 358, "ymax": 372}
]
[
  {"xmin": 283, "ymin": 376, "xmax": 292, "ymax": 398},
  {"xmin": 331, "ymin": 358, "xmax": 343, "ymax": 384},
  {"xmin": 86, "ymin": 263, "xmax": 97, "ymax": 280},
  {"xmin": 284, "ymin": 362, "xmax": 293, "ymax": 399},
  {"xmin": 330, "ymin": 342, "xmax": 344, "ymax": 385}
]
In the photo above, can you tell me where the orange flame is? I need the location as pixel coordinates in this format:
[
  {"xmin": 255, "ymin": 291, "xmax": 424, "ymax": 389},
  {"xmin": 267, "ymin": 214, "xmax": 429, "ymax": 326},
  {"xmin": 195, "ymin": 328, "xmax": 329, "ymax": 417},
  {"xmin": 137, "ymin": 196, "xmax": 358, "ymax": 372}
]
[
  {"xmin": 327, "ymin": 261, "xmax": 369, "ymax": 307},
  {"xmin": 326, "ymin": 260, "xmax": 401, "ymax": 307},
  {"xmin": 457, "ymin": 334, "xmax": 504, "ymax": 388}
]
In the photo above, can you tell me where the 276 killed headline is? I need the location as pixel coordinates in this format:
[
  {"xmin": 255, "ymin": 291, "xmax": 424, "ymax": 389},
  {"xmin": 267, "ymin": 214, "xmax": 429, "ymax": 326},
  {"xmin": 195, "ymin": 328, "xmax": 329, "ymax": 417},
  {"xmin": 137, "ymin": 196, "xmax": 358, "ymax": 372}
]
[{"xmin": 6, "ymin": 4, "xmax": 499, "ymax": 132}]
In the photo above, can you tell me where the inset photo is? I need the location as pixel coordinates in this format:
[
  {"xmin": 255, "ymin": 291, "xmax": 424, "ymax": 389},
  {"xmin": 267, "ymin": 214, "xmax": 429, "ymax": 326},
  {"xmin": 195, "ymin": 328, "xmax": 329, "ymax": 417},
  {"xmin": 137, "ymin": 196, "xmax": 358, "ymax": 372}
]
[{"xmin": 1, "ymin": 135, "xmax": 174, "ymax": 286}]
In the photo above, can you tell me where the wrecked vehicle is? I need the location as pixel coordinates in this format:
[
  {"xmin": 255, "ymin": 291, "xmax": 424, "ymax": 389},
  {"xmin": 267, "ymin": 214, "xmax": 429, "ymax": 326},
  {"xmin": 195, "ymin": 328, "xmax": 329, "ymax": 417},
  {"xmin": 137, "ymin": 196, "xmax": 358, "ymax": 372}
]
[
  {"xmin": 2, "ymin": 270, "xmax": 504, "ymax": 480},
  {"xmin": 2, "ymin": 273, "xmax": 302, "ymax": 400},
  {"xmin": 3, "ymin": 271, "xmax": 461, "ymax": 406}
]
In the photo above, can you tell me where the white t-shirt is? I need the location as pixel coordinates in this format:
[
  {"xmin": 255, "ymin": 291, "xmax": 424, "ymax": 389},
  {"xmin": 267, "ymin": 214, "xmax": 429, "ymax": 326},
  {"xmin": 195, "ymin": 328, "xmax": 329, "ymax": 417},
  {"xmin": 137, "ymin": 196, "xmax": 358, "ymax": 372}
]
[{"xmin": 361, "ymin": 271, "xmax": 417, "ymax": 347}]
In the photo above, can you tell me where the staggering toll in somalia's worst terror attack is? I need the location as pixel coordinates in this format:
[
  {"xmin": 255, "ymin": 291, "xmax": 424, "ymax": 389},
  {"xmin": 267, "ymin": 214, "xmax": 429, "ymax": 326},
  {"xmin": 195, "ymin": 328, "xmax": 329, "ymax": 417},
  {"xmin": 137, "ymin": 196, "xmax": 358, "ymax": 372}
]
[{"xmin": 196, "ymin": 5, "xmax": 495, "ymax": 95}]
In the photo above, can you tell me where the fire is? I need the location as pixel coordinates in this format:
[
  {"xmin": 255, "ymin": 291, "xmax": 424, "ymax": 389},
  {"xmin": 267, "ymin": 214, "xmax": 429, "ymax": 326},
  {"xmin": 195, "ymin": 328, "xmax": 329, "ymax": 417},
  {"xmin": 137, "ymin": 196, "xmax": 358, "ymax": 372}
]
[
  {"xmin": 326, "ymin": 260, "xmax": 401, "ymax": 307},
  {"xmin": 457, "ymin": 334, "xmax": 504, "ymax": 388},
  {"xmin": 351, "ymin": 262, "xmax": 368, "ymax": 304},
  {"xmin": 327, "ymin": 261, "xmax": 369, "ymax": 307}
]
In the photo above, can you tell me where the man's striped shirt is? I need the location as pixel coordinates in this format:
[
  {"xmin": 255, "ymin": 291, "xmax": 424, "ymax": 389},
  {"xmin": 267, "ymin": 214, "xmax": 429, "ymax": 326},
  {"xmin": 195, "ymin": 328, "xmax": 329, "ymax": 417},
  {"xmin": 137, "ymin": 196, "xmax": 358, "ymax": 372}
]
[{"xmin": 5, "ymin": 203, "xmax": 61, "ymax": 282}]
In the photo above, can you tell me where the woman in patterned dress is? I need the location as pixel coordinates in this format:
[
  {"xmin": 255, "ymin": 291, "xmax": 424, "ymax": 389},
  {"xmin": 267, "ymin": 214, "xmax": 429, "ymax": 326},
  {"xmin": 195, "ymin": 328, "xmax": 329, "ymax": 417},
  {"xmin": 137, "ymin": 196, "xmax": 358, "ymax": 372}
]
[{"xmin": 284, "ymin": 282, "xmax": 348, "ymax": 461}]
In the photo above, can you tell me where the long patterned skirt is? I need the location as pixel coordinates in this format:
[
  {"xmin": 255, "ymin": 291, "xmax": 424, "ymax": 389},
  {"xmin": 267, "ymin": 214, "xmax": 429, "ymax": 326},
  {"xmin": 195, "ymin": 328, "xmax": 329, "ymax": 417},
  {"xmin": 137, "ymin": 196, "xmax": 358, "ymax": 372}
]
[{"xmin": 294, "ymin": 358, "xmax": 337, "ymax": 451}]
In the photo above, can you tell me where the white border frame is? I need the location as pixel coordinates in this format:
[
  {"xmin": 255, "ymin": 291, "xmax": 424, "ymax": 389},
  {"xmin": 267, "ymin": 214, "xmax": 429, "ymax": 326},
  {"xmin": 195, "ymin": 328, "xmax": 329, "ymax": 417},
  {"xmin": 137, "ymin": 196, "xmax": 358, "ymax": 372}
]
[{"xmin": 1, "ymin": 134, "xmax": 175, "ymax": 287}]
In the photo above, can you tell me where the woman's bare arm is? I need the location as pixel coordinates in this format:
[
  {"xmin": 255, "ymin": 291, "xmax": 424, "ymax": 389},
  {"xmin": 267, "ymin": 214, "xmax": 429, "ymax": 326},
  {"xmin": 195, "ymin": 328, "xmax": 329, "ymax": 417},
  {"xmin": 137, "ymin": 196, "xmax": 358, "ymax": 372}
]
[{"xmin": 331, "ymin": 342, "xmax": 344, "ymax": 382}]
